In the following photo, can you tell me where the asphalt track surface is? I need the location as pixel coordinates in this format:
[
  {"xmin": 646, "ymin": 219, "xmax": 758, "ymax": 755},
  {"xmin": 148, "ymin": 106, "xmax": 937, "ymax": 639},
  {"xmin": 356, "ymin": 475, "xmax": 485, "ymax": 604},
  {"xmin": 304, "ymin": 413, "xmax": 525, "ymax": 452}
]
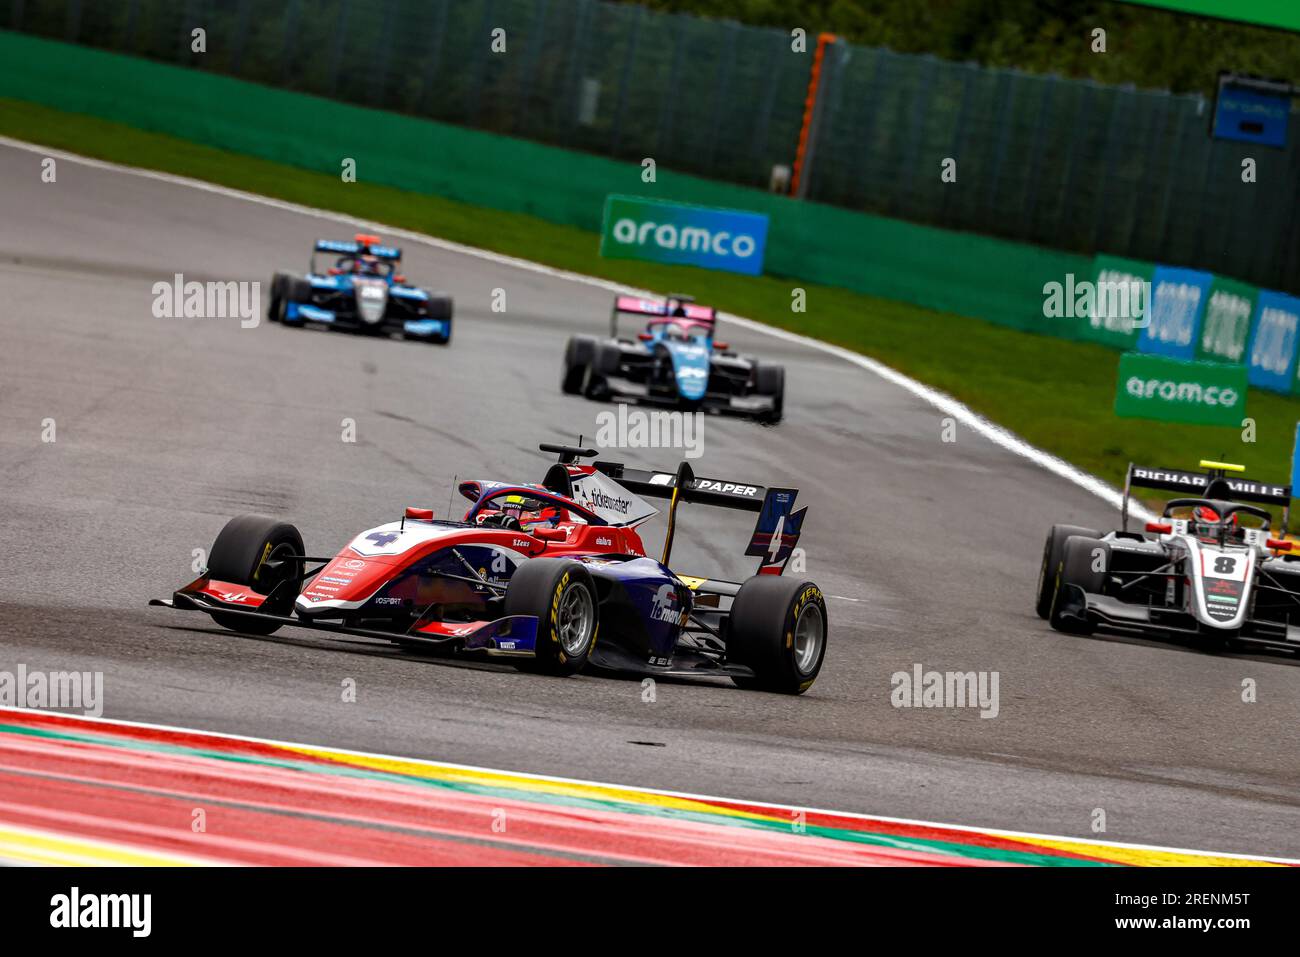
[{"xmin": 1, "ymin": 141, "xmax": 1298, "ymax": 858}]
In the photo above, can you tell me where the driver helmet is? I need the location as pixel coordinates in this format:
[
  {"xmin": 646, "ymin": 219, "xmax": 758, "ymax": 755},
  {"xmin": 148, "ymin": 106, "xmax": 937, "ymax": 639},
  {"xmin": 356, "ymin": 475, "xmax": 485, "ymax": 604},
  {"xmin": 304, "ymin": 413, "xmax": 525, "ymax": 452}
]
[
  {"xmin": 354, "ymin": 254, "xmax": 380, "ymax": 274},
  {"xmin": 1192, "ymin": 505, "xmax": 1237, "ymax": 538},
  {"xmin": 499, "ymin": 494, "xmax": 526, "ymax": 524}
]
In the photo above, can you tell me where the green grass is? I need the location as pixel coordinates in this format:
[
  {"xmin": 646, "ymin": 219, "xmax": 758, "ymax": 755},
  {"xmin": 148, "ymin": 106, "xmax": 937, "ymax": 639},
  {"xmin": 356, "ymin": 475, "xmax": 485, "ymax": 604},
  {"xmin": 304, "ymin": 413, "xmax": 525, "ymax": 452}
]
[{"xmin": 7, "ymin": 96, "xmax": 1300, "ymax": 509}]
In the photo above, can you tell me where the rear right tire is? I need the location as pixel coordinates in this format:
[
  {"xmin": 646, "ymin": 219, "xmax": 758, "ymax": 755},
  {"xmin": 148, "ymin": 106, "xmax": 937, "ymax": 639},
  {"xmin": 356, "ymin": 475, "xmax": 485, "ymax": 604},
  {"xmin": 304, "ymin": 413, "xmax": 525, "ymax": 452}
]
[{"xmin": 727, "ymin": 577, "xmax": 827, "ymax": 694}]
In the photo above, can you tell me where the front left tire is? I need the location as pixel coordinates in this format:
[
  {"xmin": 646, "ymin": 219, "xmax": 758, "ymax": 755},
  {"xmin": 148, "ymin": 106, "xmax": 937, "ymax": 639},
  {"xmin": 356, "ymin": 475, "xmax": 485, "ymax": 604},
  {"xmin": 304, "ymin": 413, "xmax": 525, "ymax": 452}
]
[
  {"xmin": 267, "ymin": 272, "xmax": 292, "ymax": 322},
  {"xmin": 754, "ymin": 362, "xmax": 785, "ymax": 424},
  {"xmin": 421, "ymin": 292, "xmax": 453, "ymax": 344},
  {"xmin": 562, "ymin": 336, "xmax": 595, "ymax": 394},
  {"xmin": 1048, "ymin": 535, "xmax": 1107, "ymax": 635},
  {"xmin": 205, "ymin": 514, "xmax": 305, "ymax": 635},
  {"xmin": 1036, "ymin": 524, "xmax": 1102, "ymax": 618},
  {"xmin": 582, "ymin": 343, "xmax": 621, "ymax": 399}
]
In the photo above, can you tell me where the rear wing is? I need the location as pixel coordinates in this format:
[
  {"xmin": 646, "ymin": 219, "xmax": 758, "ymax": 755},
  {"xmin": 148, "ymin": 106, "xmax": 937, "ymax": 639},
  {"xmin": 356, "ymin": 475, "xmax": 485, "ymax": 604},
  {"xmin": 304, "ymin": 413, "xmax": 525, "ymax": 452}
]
[
  {"xmin": 610, "ymin": 295, "xmax": 717, "ymax": 338},
  {"xmin": 594, "ymin": 459, "xmax": 806, "ymax": 575},
  {"xmin": 314, "ymin": 238, "xmax": 402, "ymax": 261},
  {"xmin": 1123, "ymin": 461, "xmax": 1292, "ymax": 533}
]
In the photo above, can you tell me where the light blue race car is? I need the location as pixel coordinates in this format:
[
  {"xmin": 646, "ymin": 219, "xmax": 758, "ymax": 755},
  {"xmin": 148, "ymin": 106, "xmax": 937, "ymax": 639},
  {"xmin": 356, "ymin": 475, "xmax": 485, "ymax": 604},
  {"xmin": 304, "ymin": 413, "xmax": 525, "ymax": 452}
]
[
  {"xmin": 562, "ymin": 295, "xmax": 784, "ymax": 422},
  {"xmin": 267, "ymin": 233, "xmax": 453, "ymax": 344}
]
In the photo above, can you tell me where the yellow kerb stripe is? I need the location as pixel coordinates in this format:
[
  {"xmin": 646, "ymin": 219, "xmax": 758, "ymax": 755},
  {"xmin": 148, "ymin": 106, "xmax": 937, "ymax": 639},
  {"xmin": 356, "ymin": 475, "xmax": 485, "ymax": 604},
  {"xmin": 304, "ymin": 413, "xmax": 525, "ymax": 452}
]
[
  {"xmin": 994, "ymin": 834, "xmax": 1283, "ymax": 867},
  {"xmin": 0, "ymin": 825, "xmax": 207, "ymax": 867},
  {"xmin": 284, "ymin": 745, "xmax": 778, "ymax": 822}
]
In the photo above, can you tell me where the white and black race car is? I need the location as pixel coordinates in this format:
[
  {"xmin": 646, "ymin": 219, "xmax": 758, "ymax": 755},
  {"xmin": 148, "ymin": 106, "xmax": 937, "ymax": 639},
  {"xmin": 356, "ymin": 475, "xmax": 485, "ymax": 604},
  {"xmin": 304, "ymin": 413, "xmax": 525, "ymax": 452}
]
[{"xmin": 1038, "ymin": 460, "xmax": 1300, "ymax": 653}]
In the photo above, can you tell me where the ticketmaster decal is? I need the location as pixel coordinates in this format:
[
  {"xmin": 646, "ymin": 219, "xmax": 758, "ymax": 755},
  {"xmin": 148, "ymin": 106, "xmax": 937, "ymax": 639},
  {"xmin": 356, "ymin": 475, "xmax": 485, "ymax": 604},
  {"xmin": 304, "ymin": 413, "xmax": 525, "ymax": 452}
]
[{"xmin": 600, "ymin": 195, "xmax": 769, "ymax": 276}]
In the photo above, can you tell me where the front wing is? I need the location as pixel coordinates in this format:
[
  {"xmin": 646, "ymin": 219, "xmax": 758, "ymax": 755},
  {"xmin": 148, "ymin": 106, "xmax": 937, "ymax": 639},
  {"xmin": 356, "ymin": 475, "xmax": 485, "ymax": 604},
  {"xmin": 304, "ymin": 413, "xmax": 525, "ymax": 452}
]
[
  {"xmin": 1056, "ymin": 585, "xmax": 1300, "ymax": 652},
  {"xmin": 286, "ymin": 300, "xmax": 450, "ymax": 339},
  {"xmin": 150, "ymin": 583, "xmax": 537, "ymax": 657},
  {"xmin": 601, "ymin": 369, "xmax": 778, "ymax": 418}
]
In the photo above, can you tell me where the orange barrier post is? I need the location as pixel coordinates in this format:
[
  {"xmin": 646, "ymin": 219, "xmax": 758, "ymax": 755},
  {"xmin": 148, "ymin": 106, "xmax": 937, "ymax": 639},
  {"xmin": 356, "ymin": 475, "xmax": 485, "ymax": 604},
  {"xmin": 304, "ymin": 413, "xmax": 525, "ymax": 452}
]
[{"xmin": 790, "ymin": 32, "xmax": 838, "ymax": 198}]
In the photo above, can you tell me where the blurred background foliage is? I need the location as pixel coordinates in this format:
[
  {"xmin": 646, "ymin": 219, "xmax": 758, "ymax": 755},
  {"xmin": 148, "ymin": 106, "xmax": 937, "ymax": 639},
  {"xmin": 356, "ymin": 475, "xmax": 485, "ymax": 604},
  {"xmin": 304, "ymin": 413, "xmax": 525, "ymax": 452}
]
[{"xmin": 618, "ymin": 0, "xmax": 1300, "ymax": 93}]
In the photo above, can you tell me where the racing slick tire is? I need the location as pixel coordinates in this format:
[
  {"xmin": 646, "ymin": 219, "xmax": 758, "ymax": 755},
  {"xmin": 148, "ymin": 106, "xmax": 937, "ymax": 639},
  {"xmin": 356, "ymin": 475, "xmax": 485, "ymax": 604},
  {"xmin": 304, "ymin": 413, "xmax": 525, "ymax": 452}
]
[
  {"xmin": 1048, "ymin": 536, "xmax": 1107, "ymax": 635},
  {"xmin": 1036, "ymin": 524, "xmax": 1102, "ymax": 618},
  {"xmin": 582, "ymin": 343, "xmax": 621, "ymax": 399},
  {"xmin": 425, "ymin": 292, "xmax": 453, "ymax": 322},
  {"xmin": 562, "ymin": 336, "xmax": 596, "ymax": 395},
  {"xmin": 504, "ymin": 559, "xmax": 599, "ymax": 676},
  {"xmin": 267, "ymin": 272, "xmax": 293, "ymax": 323},
  {"xmin": 205, "ymin": 514, "xmax": 305, "ymax": 636},
  {"xmin": 276, "ymin": 277, "xmax": 311, "ymax": 326},
  {"xmin": 408, "ymin": 291, "xmax": 453, "ymax": 344},
  {"xmin": 754, "ymin": 363, "xmax": 785, "ymax": 424},
  {"xmin": 727, "ymin": 577, "xmax": 827, "ymax": 694}
]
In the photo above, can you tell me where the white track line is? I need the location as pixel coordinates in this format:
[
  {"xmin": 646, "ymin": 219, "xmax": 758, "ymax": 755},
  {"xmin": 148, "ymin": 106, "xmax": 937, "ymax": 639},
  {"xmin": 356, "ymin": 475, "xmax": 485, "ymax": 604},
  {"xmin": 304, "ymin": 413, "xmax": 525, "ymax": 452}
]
[
  {"xmin": 0, "ymin": 134, "xmax": 1154, "ymax": 522},
  {"xmin": 5, "ymin": 708, "xmax": 1293, "ymax": 864}
]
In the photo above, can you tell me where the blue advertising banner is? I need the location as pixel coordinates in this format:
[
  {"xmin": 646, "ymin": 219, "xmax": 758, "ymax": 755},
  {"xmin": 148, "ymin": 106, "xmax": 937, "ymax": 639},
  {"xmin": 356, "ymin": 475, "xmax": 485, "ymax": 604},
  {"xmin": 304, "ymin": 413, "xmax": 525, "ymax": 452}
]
[
  {"xmin": 1137, "ymin": 266, "xmax": 1213, "ymax": 360},
  {"xmin": 1246, "ymin": 290, "xmax": 1300, "ymax": 393},
  {"xmin": 1213, "ymin": 84, "xmax": 1290, "ymax": 149},
  {"xmin": 600, "ymin": 195, "xmax": 769, "ymax": 276}
]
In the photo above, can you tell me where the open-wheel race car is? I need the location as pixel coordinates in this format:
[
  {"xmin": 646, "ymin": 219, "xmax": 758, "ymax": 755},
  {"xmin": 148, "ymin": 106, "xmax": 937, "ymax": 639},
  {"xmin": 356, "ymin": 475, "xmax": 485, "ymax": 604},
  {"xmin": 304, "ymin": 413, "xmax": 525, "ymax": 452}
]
[
  {"xmin": 561, "ymin": 295, "xmax": 785, "ymax": 422},
  {"xmin": 1038, "ymin": 459, "xmax": 1300, "ymax": 653},
  {"xmin": 152, "ymin": 444, "xmax": 827, "ymax": 692},
  {"xmin": 267, "ymin": 233, "xmax": 453, "ymax": 343}
]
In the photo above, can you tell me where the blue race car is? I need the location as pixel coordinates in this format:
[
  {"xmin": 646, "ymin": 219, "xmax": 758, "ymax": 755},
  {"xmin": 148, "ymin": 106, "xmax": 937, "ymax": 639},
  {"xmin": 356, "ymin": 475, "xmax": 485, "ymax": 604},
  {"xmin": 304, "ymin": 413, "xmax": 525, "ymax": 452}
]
[
  {"xmin": 561, "ymin": 295, "xmax": 784, "ymax": 422},
  {"xmin": 268, "ymin": 233, "xmax": 453, "ymax": 344}
]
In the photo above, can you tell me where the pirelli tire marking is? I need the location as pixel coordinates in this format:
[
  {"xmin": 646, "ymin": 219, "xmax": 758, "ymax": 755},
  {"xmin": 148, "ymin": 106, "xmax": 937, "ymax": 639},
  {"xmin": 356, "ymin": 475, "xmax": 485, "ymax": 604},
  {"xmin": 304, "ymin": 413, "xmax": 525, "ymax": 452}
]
[
  {"xmin": 252, "ymin": 541, "xmax": 273, "ymax": 582},
  {"xmin": 550, "ymin": 572, "xmax": 567, "ymax": 662},
  {"xmin": 792, "ymin": 585, "xmax": 825, "ymax": 692}
]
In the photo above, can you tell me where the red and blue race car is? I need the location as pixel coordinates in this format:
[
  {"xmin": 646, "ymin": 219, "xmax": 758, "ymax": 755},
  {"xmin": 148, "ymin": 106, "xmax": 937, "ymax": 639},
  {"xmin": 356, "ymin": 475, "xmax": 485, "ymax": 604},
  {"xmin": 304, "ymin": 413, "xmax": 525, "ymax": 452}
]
[
  {"xmin": 267, "ymin": 233, "xmax": 453, "ymax": 344},
  {"xmin": 151, "ymin": 444, "xmax": 826, "ymax": 693}
]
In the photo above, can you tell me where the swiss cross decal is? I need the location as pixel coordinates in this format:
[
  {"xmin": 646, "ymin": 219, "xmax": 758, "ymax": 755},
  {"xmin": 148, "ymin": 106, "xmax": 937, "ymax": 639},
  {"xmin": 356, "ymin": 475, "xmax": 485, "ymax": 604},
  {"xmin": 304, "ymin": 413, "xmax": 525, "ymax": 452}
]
[{"xmin": 366, "ymin": 532, "xmax": 400, "ymax": 547}]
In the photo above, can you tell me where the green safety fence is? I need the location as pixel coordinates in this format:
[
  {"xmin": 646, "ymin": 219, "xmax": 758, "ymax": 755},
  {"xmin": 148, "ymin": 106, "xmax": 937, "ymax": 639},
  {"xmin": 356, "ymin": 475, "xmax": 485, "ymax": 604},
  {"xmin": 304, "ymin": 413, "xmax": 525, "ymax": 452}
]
[
  {"xmin": 8, "ymin": 0, "xmax": 1299, "ymax": 297},
  {"xmin": 0, "ymin": 29, "xmax": 1091, "ymax": 332}
]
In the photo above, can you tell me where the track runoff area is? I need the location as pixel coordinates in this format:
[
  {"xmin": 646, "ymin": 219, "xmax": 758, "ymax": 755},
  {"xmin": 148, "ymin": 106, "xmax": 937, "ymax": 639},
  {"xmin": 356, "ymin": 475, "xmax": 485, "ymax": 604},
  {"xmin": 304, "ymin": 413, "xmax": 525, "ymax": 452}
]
[
  {"xmin": 0, "ymin": 132, "xmax": 1297, "ymax": 928},
  {"xmin": 0, "ymin": 708, "xmax": 1291, "ymax": 940}
]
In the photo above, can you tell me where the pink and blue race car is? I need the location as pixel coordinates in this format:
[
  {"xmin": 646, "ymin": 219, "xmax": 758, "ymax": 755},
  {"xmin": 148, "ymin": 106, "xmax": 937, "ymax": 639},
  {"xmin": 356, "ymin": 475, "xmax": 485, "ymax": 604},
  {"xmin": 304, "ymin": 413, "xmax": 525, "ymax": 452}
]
[
  {"xmin": 562, "ymin": 295, "xmax": 785, "ymax": 422},
  {"xmin": 267, "ymin": 233, "xmax": 453, "ymax": 344}
]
